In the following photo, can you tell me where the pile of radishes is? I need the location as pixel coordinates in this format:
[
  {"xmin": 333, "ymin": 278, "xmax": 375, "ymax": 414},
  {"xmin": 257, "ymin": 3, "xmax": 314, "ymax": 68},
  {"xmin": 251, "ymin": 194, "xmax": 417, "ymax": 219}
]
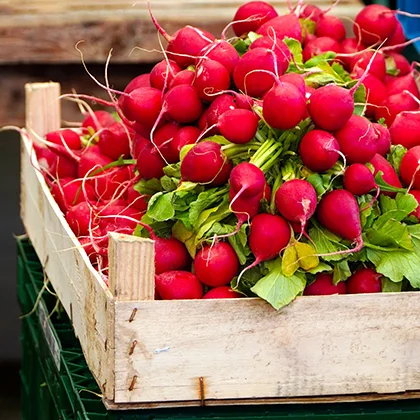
[{"xmin": 32, "ymin": 1, "xmax": 420, "ymax": 309}]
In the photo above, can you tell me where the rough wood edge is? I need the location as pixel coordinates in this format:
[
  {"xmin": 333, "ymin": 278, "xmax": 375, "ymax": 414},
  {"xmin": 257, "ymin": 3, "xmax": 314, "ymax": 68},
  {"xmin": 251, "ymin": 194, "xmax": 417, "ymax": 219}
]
[{"xmin": 108, "ymin": 232, "xmax": 155, "ymax": 301}]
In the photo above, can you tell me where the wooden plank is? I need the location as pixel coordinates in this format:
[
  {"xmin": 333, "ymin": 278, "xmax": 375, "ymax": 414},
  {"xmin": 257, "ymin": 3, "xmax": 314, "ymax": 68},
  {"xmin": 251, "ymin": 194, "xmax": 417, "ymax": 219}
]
[
  {"xmin": 0, "ymin": 0, "xmax": 364, "ymax": 64},
  {"xmin": 113, "ymin": 293, "xmax": 420, "ymax": 405},
  {"xmin": 20, "ymin": 85, "xmax": 116, "ymax": 400},
  {"xmin": 108, "ymin": 233, "xmax": 155, "ymax": 301}
]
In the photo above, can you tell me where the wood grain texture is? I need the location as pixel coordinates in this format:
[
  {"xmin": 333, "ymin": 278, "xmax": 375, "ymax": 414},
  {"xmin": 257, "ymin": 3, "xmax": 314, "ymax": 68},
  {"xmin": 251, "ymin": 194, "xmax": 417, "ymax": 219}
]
[
  {"xmin": 114, "ymin": 294, "xmax": 420, "ymax": 405},
  {"xmin": 108, "ymin": 233, "xmax": 155, "ymax": 301},
  {"xmin": 20, "ymin": 84, "xmax": 116, "ymax": 400},
  {"xmin": 0, "ymin": 0, "xmax": 363, "ymax": 64}
]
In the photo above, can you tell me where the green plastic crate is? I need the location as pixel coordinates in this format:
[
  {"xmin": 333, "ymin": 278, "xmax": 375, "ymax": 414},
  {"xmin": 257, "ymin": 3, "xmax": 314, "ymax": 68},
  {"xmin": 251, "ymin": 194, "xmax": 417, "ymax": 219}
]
[{"xmin": 17, "ymin": 237, "xmax": 420, "ymax": 419}]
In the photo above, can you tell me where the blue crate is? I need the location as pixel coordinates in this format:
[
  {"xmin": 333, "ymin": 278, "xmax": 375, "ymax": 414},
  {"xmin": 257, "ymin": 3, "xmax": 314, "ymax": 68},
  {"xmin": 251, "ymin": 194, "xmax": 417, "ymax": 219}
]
[{"xmin": 397, "ymin": 0, "xmax": 420, "ymax": 53}]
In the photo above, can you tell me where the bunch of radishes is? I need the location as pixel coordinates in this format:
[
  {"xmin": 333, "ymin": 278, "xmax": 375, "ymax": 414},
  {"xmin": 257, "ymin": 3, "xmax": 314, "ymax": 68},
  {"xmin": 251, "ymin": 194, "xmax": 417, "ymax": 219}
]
[{"xmin": 32, "ymin": 1, "xmax": 420, "ymax": 309}]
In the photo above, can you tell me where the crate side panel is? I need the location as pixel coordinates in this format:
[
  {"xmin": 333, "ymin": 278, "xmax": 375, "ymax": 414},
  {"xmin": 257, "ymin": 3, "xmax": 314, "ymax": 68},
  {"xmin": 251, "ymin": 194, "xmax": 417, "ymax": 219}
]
[{"xmin": 114, "ymin": 293, "xmax": 420, "ymax": 404}]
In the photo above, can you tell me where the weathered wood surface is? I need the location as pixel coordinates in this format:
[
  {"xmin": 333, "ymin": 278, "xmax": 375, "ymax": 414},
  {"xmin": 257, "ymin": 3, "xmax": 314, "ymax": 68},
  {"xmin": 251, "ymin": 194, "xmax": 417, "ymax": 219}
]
[
  {"xmin": 113, "ymin": 294, "xmax": 420, "ymax": 406},
  {"xmin": 0, "ymin": 0, "xmax": 363, "ymax": 64},
  {"xmin": 21, "ymin": 83, "xmax": 116, "ymax": 400}
]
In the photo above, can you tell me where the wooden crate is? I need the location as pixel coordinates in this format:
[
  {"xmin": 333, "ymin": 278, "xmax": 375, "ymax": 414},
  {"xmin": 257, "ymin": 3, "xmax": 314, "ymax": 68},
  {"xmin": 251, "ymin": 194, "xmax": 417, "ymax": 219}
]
[{"xmin": 21, "ymin": 82, "xmax": 420, "ymax": 410}]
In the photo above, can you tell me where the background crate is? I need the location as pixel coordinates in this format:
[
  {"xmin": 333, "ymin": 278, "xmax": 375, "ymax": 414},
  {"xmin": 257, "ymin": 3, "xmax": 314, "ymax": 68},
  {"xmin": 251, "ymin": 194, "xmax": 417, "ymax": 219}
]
[{"xmin": 397, "ymin": 1, "xmax": 420, "ymax": 54}]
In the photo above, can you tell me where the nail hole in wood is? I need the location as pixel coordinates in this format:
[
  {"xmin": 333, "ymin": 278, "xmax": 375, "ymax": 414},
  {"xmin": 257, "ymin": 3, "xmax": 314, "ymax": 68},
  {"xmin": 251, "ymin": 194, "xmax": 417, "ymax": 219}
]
[
  {"xmin": 129, "ymin": 340, "xmax": 137, "ymax": 356},
  {"xmin": 199, "ymin": 377, "xmax": 205, "ymax": 407},
  {"xmin": 104, "ymin": 339, "xmax": 108, "ymax": 351},
  {"xmin": 129, "ymin": 308, "xmax": 137, "ymax": 322},
  {"xmin": 129, "ymin": 375, "xmax": 138, "ymax": 391}
]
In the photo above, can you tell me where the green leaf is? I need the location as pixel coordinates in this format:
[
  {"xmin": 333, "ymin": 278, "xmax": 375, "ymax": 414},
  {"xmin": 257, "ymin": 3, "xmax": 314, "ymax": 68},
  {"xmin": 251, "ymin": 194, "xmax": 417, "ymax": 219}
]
[
  {"xmin": 382, "ymin": 277, "xmax": 402, "ymax": 292},
  {"xmin": 147, "ymin": 192, "xmax": 175, "ymax": 222},
  {"xmin": 367, "ymin": 219, "xmax": 413, "ymax": 251},
  {"xmin": 387, "ymin": 145, "xmax": 407, "ymax": 176},
  {"xmin": 305, "ymin": 52, "xmax": 337, "ymax": 69},
  {"xmin": 251, "ymin": 258, "xmax": 306, "ymax": 310},
  {"xmin": 233, "ymin": 265, "xmax": 263, "ymax": 296},
  {"xmin": 134, "ymin": 178, "xmax": 162, "ymax": 196},
  {"xmin": 374, "ymin": 172, "xmax": 407, "ymax": 194},
  {"xmin": 385, "ymin": 56, "xmax": 399, "ymax": 76},
  {"xmin": 308, "ymin": 223, "xmax": 349, "ymax": 262},
  {"xmin": 331, "ymin": 62, "xmax": 352, "ymax": 82},
  {"xmin": 284, "ymin": 37, "xmax": 303, "ymax": 68},
  {"xmin": 300, "ymin": 17, "xmax": 316, "ymax": 36},
  {"xmin": 160, "ymin": 176, "xmax": 178, "ymax": 192},
  {"xmin": 248, "ymin": 31, "xmax": 261, "ymax": 42},
  {"xmin": 332, "ymin": 260, "xmax": 352, "ymax": 285},
  {"xmin": 163, "ymin": 163, "xmax": 181, "ymax": 178},
  {"xmin": 353, "ymin": 84, "xmax": 367, "ymax": 116},
  {"xmin": 305, "ymin": 261, "xmax": 332, "ymax": 275}
]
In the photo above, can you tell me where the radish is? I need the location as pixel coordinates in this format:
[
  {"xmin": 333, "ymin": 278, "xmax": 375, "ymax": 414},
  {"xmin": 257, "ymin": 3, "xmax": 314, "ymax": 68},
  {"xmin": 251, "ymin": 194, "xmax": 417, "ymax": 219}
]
[
  {"xmin": 193, "ymin": 242, "xmax": 239, "ymax": 287},
  {"xmin": 169, "ymin": 69, "xmax": 195, "ymax": 88},
  {"xmin": 127, "ymin": 186, "xmax": 149, "ymax": 213},
  {"xmin": 229, "ymin": 162, "xmax": 266, "ymax": 200},
  {"xmin": 203, "ymin": 286, "xmax": 242, "ymax": 299},
  {"xmin": 299, "ymin": 130, "xmax": 340, "ymax": 172},
  {"xmin": 168, "ymin": 126, "xmax": 201, "ymax": 161},
  {"xmin": 339, "ymin": 38, "xmax": 364, "ymax": 70},
  {"xmin": 384, "ymin": 20, "xmax": 406, "ymax": 52},
  {"xmin": 256, "ymin": 13, "xmax": 303, "ymax": 43},
  {"xmin": 233, "ymin": 47, "xmax": 289, "ymax": 98},
  {"xmin": 149, "ymin": 59, "xmax": 181, "ymax": 91},
  {"xmin": 302, "ymin": 37, "xmax": 341, "ymax": 62},
  {"xmin": 181, "ymin": 141, "xmax": 232, "ymax": 186},
  {"xmin": 82, "ymin": 110, "xmax": 115, "ymax": 132},
  {"xmin": 347, "ymin": 267, "xmax": 382, "ymax": 294},
  {"xmin": 164, "ymin": 84, "xmax": 203, "ymax": 123},
  {"xmin": 46, "ymin": 129, "xmax": 81, "ymax": 150},
  {"xmin": 193, "ymin": 59, "xmax": 231, "ymax": 101},
  {"xmin": 373, "ymin": 123, "xmax": 391, "ymax": 156},
  {"xmin": 136, "ymin": 142, "xmax": 166, "ymax": 180},
  {"xmin": 34, "ymin": 145, "xmax": 78, "ymax": 179},
  {"xmin": 390, "ymin": 112, "xmax": 420, "ymax": 149},
  {"xmin": 153, "ymin": 121, "xmax": 180, "ymax": 163},
  {"xmin": 317, "ymin": 189, "xmax": 364, "ymax": 253},
  {"xmin": 354, "ymin": 4, "xmax": 397, "ymax": 46},
  {"xmin": 66, "ymin": 202, "xmax": 93, "ymax": 237},
  {"xmin": 218, "ymin": 109, "xmax": 259, "ymax": 144},
  {"xmin": 249, "ymin": 37, "xmax": 292, "ymax": 62},
  {"xmin": 387, "ymin": 52, "xmax": 411, "ymax": 76},
  {"xmin": 262, "ymin": 82, "xmax": 307, "ymax": 130},
  {"xmin": 315, "ymin": 15, "xmax": 346, "ymax": 43},
  {"xmin": 386, "ymin": 73, "xmax": 420, "ymax": 98},
  {"xmin": 93, "ymin": 166, "xmax": 131, "ymax": 201},
  {"xmin": 275, "ymin": 179, "xmax": 317, "ymax": 235},
  {"xmin": 155, "ymin": 271, "xmax": 203, "ymax": 300},
  {"xmin": 307, "ymin": 84, "xmax": 354, "ymax": 132},
  {"xmin": 123, "ymin": 74, "xmax": 151, "ymax": 93},
  {"xmin": 343, "ymin": 163, "xmax": 376, "ymax": 196},
  {"xmin": 98, "ymin": 122, "xmax": 133, "ymax": 160},
  {"xmin": 97, "ymin": 204, "xmax": 143, "ymax": 234},
  {"xmin": 200, "ymin": 41, "xmax": 240, "ymax": 76},
  {"xmin": 409, "ymin": 190, "xmax": 420, "ymax": 220},
  {"xmin": 304, "ymin": 273, "xmax": 346, "ymax": 295},
  {"xmin": 361, "ymin": 74, "xmax": 387, "ymax": 118},
  {"xmin": 375, "ymin": 92, "xmax": 418, "ymax": 126},
  {"xmin": 51, "ymin": 178, "xmax": 96, "ymax": 212},
  {"xmin": 279, "ymin": 73, "xmax": 306, "ymax": 96},
  {"xmin": 400, "ymin": 146, "xmax": 420, "ymax": 189},
  {"xmin": 206, "ymin": 94, "xmax": 237, "ymax": 127},
  {"xmin": 154, "ymin": 237, "xmax": 190, "ymax": 274},
  {"xmin": 370, "ymin": 153, "xmax": 402, "ymax": 195},
  {"xmin": 351, "ymin": 51, "xmax": 386, "ymax": 81},
  {"xmin": 78, "ymin": 148, "xmax": 112, "ymax": 179},
  {"xmin": 335, "ymin": 115, "xmax": 378, "ymax": 164},
  {"xmin": 232, "ymin": 1, "xmax": 278, "ymax": 37},
  {"xmin": 299, "ymin": 4, "xmax": 322, "ymax": 22}
]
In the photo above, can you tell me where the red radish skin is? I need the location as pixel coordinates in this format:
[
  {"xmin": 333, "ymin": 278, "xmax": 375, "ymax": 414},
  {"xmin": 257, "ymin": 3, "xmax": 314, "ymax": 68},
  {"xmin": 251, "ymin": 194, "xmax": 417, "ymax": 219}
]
[
  {"xmin": 343, "ymin": 164, "xmax": 376, "ymax": 196},
  {"xmin": 384, "ymin": 20, "xmax": 406, "ymax": 52},
  {"xmin": 229, "ymin": 188, "xmax": 262, "ymax": 230},
  {"xmin": 46, "ymin": 129, "xmax": 81, "ymax": 150},
  {"xmin": 51, "ymin": 178, "xmax": 96, "ymax": 212},
  {"xmin": 34, "ymin": 145, "xmax": 78, "ymax": 179},
  {"xmin": 400, "ymin": 146, "xmax": 420, "ymax": 189},
  {"xmin": 181, "ymin": 141, "xmax": 232, "ymax": 186},
  {"xmin": 193, "ymin": 59, "xmax": 231, "ymax": 101},
  {"xmin": 203, "ymin": 286, "xmax": 242, "ymax": 299},
  {"xmin": 82, "ymin": 111, "xmax": 115, "ymax": 132},
  {"xmin": 123, "ymin": 74, "xmax": 151, "ymax": 94},
  {"xmin": 315, "ymin": 15, "xmax": 346, "ymax": 43},
  {"xmin": 347, "ymin": 267, "xmax": 382, "ymax": 294},
  {"xmin": 387, "ymin": 52, "xmax": 411, "ymax": 76},
  {"xmin": 164, "ymin": 84, "xmax": 203, "ymax": 123},
  {"xmin": 263, "ymin": 82, "xmax": 307, "ymax": 130},
  {"xmin": 206, "ymin": 94, "xmax": 237, "ymax": 127},
  {"xmin": 361, "ymin": 74, "xmax": 387, "ymax": 118},
  {"xmin": 149, "ymin": 59, "xmax": 181, "ymax": 91},
  {"xmin": 299, "ymin": 130, "xmax": 340, "ymax": 172},
  {"xmin": 339, "ymin": 38, "xmax": 364, "ymax": 70},
  {"xmin": 200, "ymin": 41, "xmax": 240, "ymax": 76},
  {"xmin": 354, "ymin": 4, "xmax": 397, "ymax": 46},
  {"xmin": 232, "ymin": 1, "xmax": 278, "ymax": 37},
  {"xmin": 78, "ymin": 149, "xmax": 112, "ymax": 179},
  {"xmin": 169, "ymin": 69, "xmax": 195, "ymax": 88},
  {"xmin": 409, "ymin": 190, "xmax": 420, "ymax": 219},
  {"xmin": 136, "ymin": 143, "xmax": 166, "ymax": 180},
  {"xmin": 390, "ymin": 112, "xmax": 420, "ymax": 149},
  {"xmin": 299, "ymin": 4, "xmax": 322, "ymax": 22},
  {"xmin": 304, "ymin": 273, "xmax": 347, "ymax": 295},
  {"xmin": 168, "ymin": 126, "xmax": 201, "ymax": 162},
  {"xmin": 256, "ymin": 14, "xmax": 303, "ymax": 43},
  {"xmin": 335, "ymin": 115, "xmax": 378, "ymax": 164},
  {"xmin": 373, "ymin": 123, "xmax": 391, "ymax": 156},
  {"xmin": 386, "ymin": 73, "xmax": 420, "ymax": 98},
  {"xmin": 194, "ymin": 242, "xmax": 239, "ymax": 287},
  {"xmin": 279, "ymin": 73, "xmax": 306, "ymax": 97},
  {"xmin": 153, "ymin": 121, "xmax": 180, "ymax": 163},
  {"xmin": 154, "ymin": 237, "xmax": 190, "ymax": 274},
  {"xmin": 197, "ymin": 109, "xmax": 211, "ymax": 131},
  {"xmin": 127, "ymin": 186, "xmax": 149, "ymax": 213},
  {"xmin": 352, "ymin": 51, "xmax": 386, "ymax": 81},
  {"xmin": 375, "ymin": 92, "xmax": 418, "ymax": 127},
  {"xmin": 249, "ymin": 37, "xmax": 292, "ymax": 62},
  {"xmin": 370, "ymin": 153, "xmax": 402, "ymax": 196},
  {"xmin": 303, "ymin": 37, "xmax": 341, "ymax": 62},
  {"xmin": 218, "ymin": 109, "xmax": 259, "ymax": 144},
  {"xmin": 229, "ymin": 162, "xmax": 266, "ymax": 199},
  {"xmin": 275, "ymin": 179, "xmax": 317, "ymax": 234},
  {"xmin": 66, "ymin": 202, "xmax": 93, "ymax": 237},
  {"xmin": 98, "ymin": 122, "xmax": 133, "ymax": 160},
  {"xmin": 93, "ymin": 166, "xmax": 131, "ymax": 201},
  {"xmin": 155, "ymin": 271, "xmax": 203, "ymax": 300}
]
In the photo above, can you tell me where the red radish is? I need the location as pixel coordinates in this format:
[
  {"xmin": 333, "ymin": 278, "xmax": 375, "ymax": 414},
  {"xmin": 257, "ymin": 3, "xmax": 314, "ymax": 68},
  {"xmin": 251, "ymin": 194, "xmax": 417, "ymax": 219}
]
[
  {"xmin": 400, "ymin": 146, "xmax": 420, "ymax": 189},
  {"xmin": 230, "ymin": 162, "xmax": 266, "ymax": 199},
  {"xmin": 361, "ymin": 74, "xmax": 387, "ymax": 118},
  {"xmin": 193, "ymin": 59, "xmax": 230, "ymax": 101},
  {"xmin": 169, "ymin": 69, "xmax": 195, "ymax": 88},
  {"xmin": 263, "ymin": 182, "xmax": 271, "ymax": 202},
  {"xmin": 234, "ymin": 93, "xmax": 254, "ymax": 110},
  {"xmin": 343, "ymin": 163, "xmax": 376, "ymax": 196},
  {"xmin": 127, "ymin": 186, "xmax": 149, "ymax": 213},
  {"xmin": 35, "ymin": 145, "xmax": 77, "ymax": 179},
  {"xmin": 263, "ymin": 82, "xmax": 307, "ymax": 130},
  {"xmin": 232, "ymin": 1, "xmax": 278, "ymax": 37},
  {"xmin": 218, "ymin": 109, "xmax": 259, "ymax": 144},
  {"xmin": 200, "ymin": 41, "xmax": 240, "ymax": 76},
  {"xmin": 133, "ymin": 134, "xmax": 149, "ymax": 157},
  {"xmin": 370, "ymin": 153, "xmax": 402, "ymax": 195},
  {"xmin": 153, "ymin": 121, "xmax": 180, "ymax": 163},
  {"xmin": 136, "ymin": 143, "xmax": 166, "ymax": 180},
  {"xmin": 194, "ymin": 242, "xmax": 239, "ymax": 287},
  {"xmin": 351, "ymin": 51, "xmax": 386, "ymax": 81},
  {"xmin": 335, "ymin": 115, "xmax": 378, "ymax": 164},
  {"xmin": 198, "ymin": 109, "xmax": 211, "ymax": 131},
  {"xmin": 66, "ymin": 202, "xmax": 93, "ymax": 237},
  {"xmin": 168, "ymin": 126, "xmax": 201, "ymax": 161},
  {"xmin": 249, "ymin": 37, "xmax": 292, "ymax": 62},
  {"xmin": 347, "ymin": 267, "xmax": 382, "ymax": 294},
  {"xmin": 154, "ymin": 237, "xmax": 190, "ymax": 274},
  {"xmin": 78, "ymin": 149, "xmax": 112, "ymax": 179},
  {"xmin": 375, "ymin": 92, "xmax": 418, "ymax": 126},
  {"xmin": 390, "ymin": 112, "xmax": 420, "ymax": 149},
  {"xmin": 315, "ymin": 15, "xmax": 346, "ymax": 43},
  {"xmin": 233, "ymin": 48, "xmax": 289, "ymax": 98},
  {"xmin": 299, "ymin": 4, "xmax": 322, "ymax": 22},
  {"xmin": 98, "ymin": 122, "xmax": 133, "ymax": 160},
  {"xmin": 339, "ymin": 38, "xmax": 364, "ymax": 70},
  {"xmin": 354, "ymin": 4, "xmax": 397, "ymax": 46},
  {"xmin": 317, "ymin": 189, "xmax": 364, "ymax": 253},
  {"xmin": 229, "ymin": 188, "xmax": 262, "ymax": 230},
  {"xmin": 409, "ymin": 190, "xmax": 420, "ymax": 219},
  {"xmin": 386, "ymin": 73, "xmax": 420, "ymax": 98},
  {"xmin": 94, "ymin": 166, "xmax": 131, "ymax": 201},
  {"xmin": 302, "ymin": 37, "xmax": 341, "ymax": 62},
  {"xmin": 181, "ymin": 141, "xmax": 232, "ymax": 186},
  {"xmin": 303, "ymin": 33, "xmax": 317, "ymax": 47},
  {"xmin": 256, "ymin": 13, "xmax": 303, "ymax": 43},
  {"xmin": 149, "ymin": 59, "xmax": 181, "ymax": 91},
  {"xmin": 308, "ymin": 84, "xmax": 354, "ymax": 132},
  {"xmin": 203, "ymin": 286, "xmax": 242, "ymax": 299},
  {"xmin": 384, "ymin": 20, "xmax": 406, "ymax": 52},
  {"xmin": 155, "ymin": 271, "xmax": 203, "ymax": 300},
  {"xmin": 374, "ymin": 123, "xmax": 391, "ymax": 156},
  {"xmin": 206, "ymin": 94, "xmax": 237, "ymax": 127},
  {"xmin": 97, "ymin": 205, "xmax": 142, "ymax": 234},
  {"xmin": 119, "ymin": 87, "xmax": 162, "ymax": 129},
  {"xmin": 164, "ymin": 84, "xmax": 203, "ymax": 123},
  {"xmin": 123, "ymin": 74, "xmax": 151, "ymax": 93},
  {"xmin": 304, "ymin": 273, "xmax": 347, "ymax": 295},
  {"xmin": 387, "ymin": 52, "xmax": 411, "ymax": 76},
  {"xmin": 82, "ymin": 111, "xmax": 115, "ymax": 132},
  {"xmin": 46, "ymin": 129, "xmax": 81, "ymax": 150},
  {"xmin": 279, "ymin": 73, "xmax": 306, "ymax": 97},
  {"xmin": 51, "ymin": 178, "xmax": 96, "ymax": 212},
  {"xmin": 299, "ymin": 130, "xmax": 340, "ymax": 172},
  {"xmin": 275, "ymin": 179, "xmax": 317, "ymax": 235}
]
